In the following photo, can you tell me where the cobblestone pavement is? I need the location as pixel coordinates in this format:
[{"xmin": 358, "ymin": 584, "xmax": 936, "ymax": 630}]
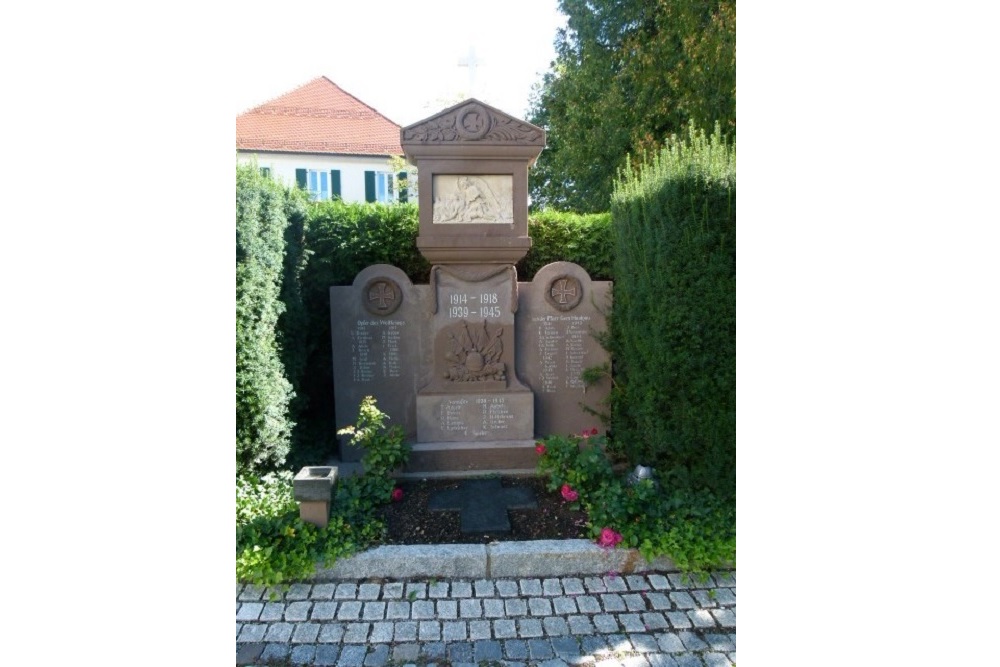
[{"xmin": 236, "ymin": 570, "xmax": 735, "ymax": 666}]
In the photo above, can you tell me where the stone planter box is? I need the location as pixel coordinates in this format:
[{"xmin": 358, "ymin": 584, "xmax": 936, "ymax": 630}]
[{"xmin": 293, "ymin": 466, "xmax": 338, "ymax": 528}]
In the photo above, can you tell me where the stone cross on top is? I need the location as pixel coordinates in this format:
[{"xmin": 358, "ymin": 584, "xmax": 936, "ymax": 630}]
[{"xmin": 458, "ymin": 46, "xmax": 484, "ymax": 98}]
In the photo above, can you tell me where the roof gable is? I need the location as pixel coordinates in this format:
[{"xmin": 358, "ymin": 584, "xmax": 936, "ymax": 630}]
[
  {"xmin": 401, "ymin": 98, "xmax": 544, "ymax": 146},
  {"xmin": 236, "ymin": 77, "xmax": 403, "ymax": 156}
]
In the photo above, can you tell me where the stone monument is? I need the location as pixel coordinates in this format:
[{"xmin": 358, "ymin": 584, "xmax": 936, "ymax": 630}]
[{"xmin": 330, "ymin": 99, "xmax": 611, "ymax": 475}]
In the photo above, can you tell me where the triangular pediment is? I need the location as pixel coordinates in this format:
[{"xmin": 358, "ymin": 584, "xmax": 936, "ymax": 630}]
[{"xmin": 401, "ymin": 98, "xmax": 545, "ymax": 146}]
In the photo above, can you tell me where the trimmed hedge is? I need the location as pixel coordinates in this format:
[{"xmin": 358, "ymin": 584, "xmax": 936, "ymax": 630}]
[
  {"xmin": 609, "ymin": 123, "xmax": 735, "ymax": 498},
  {"xmin": 517, "ymin": 210, "xmax": 613, "ymax": 281},
  {"xmin": 236, "ymin": 164, "xmax": 296, "ymax": 475}
]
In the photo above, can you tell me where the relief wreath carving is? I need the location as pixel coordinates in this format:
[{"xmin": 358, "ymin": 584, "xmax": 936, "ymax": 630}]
[
  {"xmin": 443, "ymin": 320, "xmax": 506, "ymax": 382},
  {"xmin": 402, "ymin": 103, "xmax": 544, "ymax": 144}
]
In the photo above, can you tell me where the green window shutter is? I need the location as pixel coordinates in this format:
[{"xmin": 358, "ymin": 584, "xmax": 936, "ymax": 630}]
[
  {"xmin": 260, "ymin": 167, "xmax": 271, "ymax": 178},
  {"xmin": 364, "ymin": 170, "xmax": 376, "ymax": 202},
  {"xmin": 295, "ymin": 168, "xmax": 307, "ymax": 190},
  {"xmin": 397, "ymin": 170, "xmax": 408, "ymax": 203},
  {"xmin": 331, "ymin": 170, "xmax": 341, "ymax": 199}
]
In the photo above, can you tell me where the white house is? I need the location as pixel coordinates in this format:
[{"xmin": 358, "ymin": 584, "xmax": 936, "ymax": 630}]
[{"xmin": 236, "ymin": 76, "xmax": 410, "ymax": 203}]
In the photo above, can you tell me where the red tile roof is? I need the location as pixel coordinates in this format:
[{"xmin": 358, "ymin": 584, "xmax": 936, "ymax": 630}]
[{"xmin": 236, "ymin": 77, "xmax": 402, "ymax": 156}]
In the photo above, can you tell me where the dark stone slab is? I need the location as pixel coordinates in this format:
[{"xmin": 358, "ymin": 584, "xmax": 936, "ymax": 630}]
[{"xmin": 427, "ymin": 478, "xmax": 537, "ymax": 533}]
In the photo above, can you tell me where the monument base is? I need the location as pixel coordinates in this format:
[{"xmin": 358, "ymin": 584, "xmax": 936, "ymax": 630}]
[{"xmin": 401, "ymin": 439, "xmax": 540, "ymax": 476}]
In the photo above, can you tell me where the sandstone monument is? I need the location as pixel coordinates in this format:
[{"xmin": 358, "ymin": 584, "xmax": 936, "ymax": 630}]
[{"xmin": 330, "ymin": 99, "xmax": 611, "ymax": 474}]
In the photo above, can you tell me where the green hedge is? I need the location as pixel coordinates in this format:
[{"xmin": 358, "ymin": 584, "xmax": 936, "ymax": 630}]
[
  {"xmin": 609, "ymin": 123, "xmax": 735, "ymax": 498},
  {"xmin": 517, "ymin": 210, "xmax": 613, "ymax": 281},
  {"xmin": 236, "ymin": 164, "xmax": 296, "ymax": 475}
]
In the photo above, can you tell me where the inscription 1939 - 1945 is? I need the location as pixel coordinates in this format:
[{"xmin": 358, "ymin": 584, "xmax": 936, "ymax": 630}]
[{"xmin": 440, "ymin": 396, "xmax": 515, "ymax": 438}]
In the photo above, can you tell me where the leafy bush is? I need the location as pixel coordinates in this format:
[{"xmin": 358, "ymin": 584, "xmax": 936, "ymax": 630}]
[
  {"xmin": 236, "ymin": 397, "xmax": 407, "ymax": 586},
  {"xmin": 535, "ymin": 430, "xmax": 735, "ymax": 574},
  {"xmin": 609, "ymin": 122, "xmax": 735, "ymax": 498},
  {"xmin": 518, "ymin": 210, "xmax": 614, "ymax": 281},
  {"xmin": 236, "ymin": 163, "xmax": 295, "ymax": 475}
]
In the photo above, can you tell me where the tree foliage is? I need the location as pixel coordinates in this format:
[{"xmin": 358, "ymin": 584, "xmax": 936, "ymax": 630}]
[{"xmin": 529, "ymin": 0, "xmax": 735, "ymax": 213}]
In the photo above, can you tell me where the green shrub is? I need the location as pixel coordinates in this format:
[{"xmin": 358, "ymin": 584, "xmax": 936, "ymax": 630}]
[
  {"xmin": 236, "ymin": 163, "xmax": 295, "ymax": 475},
  {"xmin": 609, "ymin": 122, "xmax": 735, "ymax": 498},
  {"xmin": 518, "ymin": 210, "xmax": 614, "ymax": 281}
]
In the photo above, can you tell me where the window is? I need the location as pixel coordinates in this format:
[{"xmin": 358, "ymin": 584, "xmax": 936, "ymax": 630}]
[
  {"xmin": 365, "ymin": 170, "xmax": 394, "ymax": 203},
  {"xmin": 296, "ymin": 169, "xmax": 341, "ymax": 201},
  {"xmin": 259, "ymin": 167, "xmax": 271, "ymax": 178}
]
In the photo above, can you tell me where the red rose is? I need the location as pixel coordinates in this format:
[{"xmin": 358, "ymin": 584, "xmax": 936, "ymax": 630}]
[
  {"xmin": 391, "ymin": 487, "xmax": 404, "ymax": 502},
  {"xmin": 597, "ymin": 527, "xmax": 623, "ymax": 548},
  {"xmin": 535, "ymin": 442, "xmax": 546, "ymax": 455},
  {"xmin": 560, "ymin": 484, "xmax": 579, "ymax": 502}
]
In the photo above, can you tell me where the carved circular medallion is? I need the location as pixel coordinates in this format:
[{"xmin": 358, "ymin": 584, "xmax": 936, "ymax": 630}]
[
  {"xmin": 363, "ymin": 277, "xmax": 402, "ymax": 316},
  {"xmin": 455, "ymin": 103, "xmax": 491, "ymax": 140},
  {"xmin": 545, "ymin": 275, "xmax": 583, "ymax": 312}
]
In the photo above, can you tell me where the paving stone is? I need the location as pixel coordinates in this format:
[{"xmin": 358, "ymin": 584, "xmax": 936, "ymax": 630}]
[
  {"xmin": 621, "ymin": 656, "xmax": 651, "ymax": 667},
  {"xmin": 677, "ymin": 631, "xmax": 708, "ymax": 651},
  {"xmin": 673, "ymin": 654, "xmax": 704, "ymax": 667},
  {"xmin": 626, "ymin": 575, "xmax": 650, "ymax": 591},
  {"xmin": 451, "ymin": 581, "xmax": 473, "ymax": 598},
  {"xmin": 474, "ymin": 579, "xmax": 495, "ymax": 597},
  {"xmin": 357, "ymin": 583, "xmax": 381, "ymax": 600},
  {"xmin": 553, "ymin": 596, "xmax": 578, "ymax": 614},
  {"xmin": 460, "ymin": 598, "xmax": 483, "ymax": 618},
  {"xmin": 437, "ymin": 599, "xmax": 458, "ymax": 619},
  {"xmin": 593, "ymin": 614, "xmax": 618, "ymax": 633},
  {"xmin": 394, "ymin": 620, "xmax": 418, "ymax": 642},
  {"xmin": 568, "ymin": 615, "xmax": 595, "ymax": 635},
  {"xmin": 235, "ymin": 641, "xmax": 264, "ymax": 665},
  {"xmin": 469, "ymin": 619, "xmax": 492, "ymax": 640},
  {"xmin": 551, "ymin": 635, "xmax": 582, "ymax": 660},
  {"xmin": 386, "ymin": 600, "xmax": 410, "ymax": 619},
  {"xmin": 262, "ymin": 586, "xmax": 285, "ymax": 602},
  {"xmin": 264, "ymin": 622, "xmax": 293, "ymax": 642},
  {"xmin": 422, "ymin": 641, "xmax": 446, "ymax": 660},
  {"xmin": 704, "ymin": 633, "xmax": 736, "ymax": 652},
  {"xmin": 544, "ymin": 616, "xmax": 570, "ymax": 636},
  {"xmin": 623, "ymin": 593, "xmax": 647, "ymax": 611},
  {"xmin": 286, "ymin": 601, "xmax": 312, "ymax": 621},
  {"xmin": 505, "ymin": 639, "xmax": 529, "ymax": 660},
  {"xmin": 665, "ymin": 612, "xmax": 692, "ymax": 629},
  {"xmin": 496, "ymin": 580, "xmax": 520, "ymax": 597},
  {"xmin": 607, "ymin": 633, "xmax": 632, "ymax": 651},
  {"xmin": 289, "ymin": 644, "xmax": 315, "ymax": 664},
  {"xmin": 691, "ymin": 590, "xmax": 717, "ymax": 608},
  {"xmin": 712, "ymin": 609, "xmax": 736, "ymax": 628},
  {"xmin": 338, "ymin": 644, "xmax": 367, "ymax": 667},
  {"xmin": 337, "ymin": 600, "xmax": 362, "ymax": 620},
  {"xmin": 703, "ymin": 652, "xmax": 733, "ymax": 667},
  {"xmin": 529, "ymin": 597, "xmax": 553, "ymax": 615},
  {"xmin": 520, "ymin": 578, "xmax": 543, "ymax": 596},
  {"xmin": 646, "ymin": 592, "xmax": 671, "ymax": 610},
  {"xmin": 238, "ymin": 584, "xmax": 265, "ymax": 601},
  {"xmin": 518, "ymin": 618, "xmax": 544, "ymax": 638},
  {"xmin": 235, "ymin": 622, "xmax": 242, "ymax": 638},
  {"xmin": 382, "ymin": 582, "xmax": 404, "ymax": 599},
  {"xmin": 370, "ymin": 621, "xmax": 394, "ymax": 643},
  {"xmin": 667, "ymin": 574, "xmax": 696, "ymax": 590},
  {"xmin": 630, "ymin": 634, "xmax": 659, "ymax": 653},
  {"xmin": 713, "ymin": 589, "xmax": 736, "ymax": 606},
  {"xmin": 476, "ymin": 639, "xmax": 503, "ymax": 662},
  {"xmin": 419, "ymin": 620, "xmax": 442, "ymax": 641},
  {"xmin": 443, "ymin": 620, "xmax": 468, "ymax": 641},
  {"xmin": 335, "ymin": 583, "xmax": 358, "ymax": 599},
  {"xmin": 405, "ymin": 582, "xmax": 427, "ymax": 599},
  {"xmin": 448, "ymin": 641, "xmax": 474, "ymax": 662},
  {"xmin": 310, "ymin": 583, "xmax": 337, "ymax": 600},
  {"xmin": 260, "ymin": 602, "xmax": 284, "ymax": 621},
  {"xmin": 712, "ymin": 571, "xmax": 735, "ymax": 588},
  {"xmin": 412, "ymin": 600, "xmax": 435, "ymax": 619},
  {"xmin": 619, "ymin": 613, "xmax": 646, "ymax": 632},
  {"xmin": 601, "ymin": 594, "xmax": 626, "ymax": 612},
  {"xmin": 286, "ymin": 583, "xmax": 311, "ymax": 600},
  {"xmin": 647, "ymin": 574, "xmax": 671, "ymax": 591},
  {"xmin": 575, "ymin": 595, "xmax": 602, "ymax": 614},
  {"xmin": 543, "ymin": 578, "xmax": 564, "ymax": 596},
  {"xmin": 584, "ymin": 576, "xmax": 608, "ymax": 593},
  {"xmin": 580, "ymin": 635, "xmax": 611, "ymax": 656},
  {"xmin": 604, "ymin": 575, "xmax": 629, "ymax": 592},
  {"xmin": 307, "ymin": 603, "xmax": 337, "ymax": 623},
  {"xmin": 670, "ymin": 592, "xmax": 697, "ymax": 610},
  {"xmin": 260, "ymin": 643, "xmax": 290, "ymax": 664},
  {"xmin": 529, "ymin": 638, "xmax": 554, "ymax": 660},
  {"xmin": 343, "ymin": 622, "xmax": 371, "ymax": 643},
  {"xmin": 364, "ymin": 644, "xmax": 390, "ymax": 667},
  {"xmin": 647, "ymin": 654, "xmax": 680, "ymax": 667},
  {"xmin": 494, "ymin": 618, "xmax": 517, "ymax": 638},
  {"xmin": 317, "ymin": 623, "xmax": 344, "ymax": 643},
  {"xmin": 237, "ymin": 623, "xmax": 266, "ymax": 642},
  {"xmin": 505, "ymin": 598, "xmax": 528, "ymax": 616},
  {"xmin": 642, "ymin": 612, "xmax": 669, "ymax": 631},
  {"xmin": 236, "ymin": 603, "xmax": 263, "ymax": 621},
  {"xmin": 483, "ymin": 598, "xmax": 506, "ymax": 618},
  {"xmin": 428, "ymin": 580, "xmax": 450, "ymax": 598},
  {"xmin": 689, "ymin": 609, "xmax": 716, "ymax": 629},
  {"xmin": 291, "ymin": 622, "xmax": 320, "ymax": 643},
  {"xmin": 562, "ymin": 577, "xmax": 585, "ymax": 595},
  {"xmin": 392, "ymin": 644, "xmax": 420, "ymax": 664}
]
